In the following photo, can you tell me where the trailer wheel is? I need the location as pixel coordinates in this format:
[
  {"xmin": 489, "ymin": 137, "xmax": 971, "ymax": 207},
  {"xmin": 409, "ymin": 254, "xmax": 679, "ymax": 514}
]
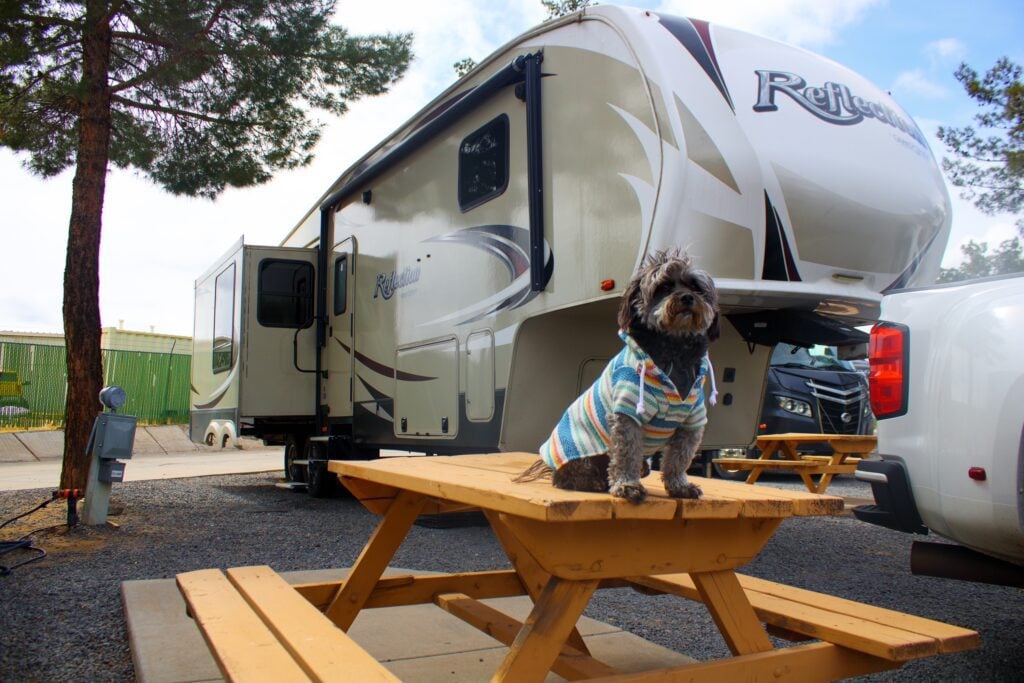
[
  {"xmin": 204, "ymin": 433, "xmax": 215, "ymax": 446},
  {"xmin": 306, "ymin": 443, "xmax": 338, "ymax": 498},
  {"xmin": 284, "ymin": 435, "xmax": 306, "ymax": 483}
]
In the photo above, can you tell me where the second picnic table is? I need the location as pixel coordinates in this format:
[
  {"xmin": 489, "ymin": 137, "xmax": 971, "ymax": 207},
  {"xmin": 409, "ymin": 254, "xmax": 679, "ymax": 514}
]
[{"xmin": 713, "ymin": 432, "xmax": 878, "ymax": 493}]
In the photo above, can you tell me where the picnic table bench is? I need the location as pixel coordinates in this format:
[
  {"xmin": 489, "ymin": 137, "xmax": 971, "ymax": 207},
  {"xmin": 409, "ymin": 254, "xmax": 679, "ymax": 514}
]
[
  {"xmin": 176, "ymin": 452, "xmax": 974, "ymax": 682},
  {"xmin": 713, "ymin": 433, "xmax": 878, "ymax": 493}
]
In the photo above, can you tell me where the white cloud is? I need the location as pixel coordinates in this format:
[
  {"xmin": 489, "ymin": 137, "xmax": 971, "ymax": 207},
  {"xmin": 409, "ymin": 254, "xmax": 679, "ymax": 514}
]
[
  {"xmin": 892, "ymin": 69, "xmax": 948, "ymax": 99},
  {"xmin": 925, "ymin": 37, "xmax": 967, "ymax": 66},
  {"xmin": 653, "ymin": 0, "xmax": 884, "ymax": 48}
]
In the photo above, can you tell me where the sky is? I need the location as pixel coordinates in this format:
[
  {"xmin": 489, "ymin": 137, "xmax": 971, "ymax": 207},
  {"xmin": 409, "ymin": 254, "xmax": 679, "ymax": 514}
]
[{"xmin": 1, "ymin": 0, "xmax": 1022, "ymax": 337}]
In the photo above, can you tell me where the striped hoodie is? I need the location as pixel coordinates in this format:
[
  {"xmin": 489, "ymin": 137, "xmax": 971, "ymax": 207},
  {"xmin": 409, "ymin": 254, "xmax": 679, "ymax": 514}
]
[{"xmin": 539, "ymin": 332, "xmax": 710, "ymax": 471}]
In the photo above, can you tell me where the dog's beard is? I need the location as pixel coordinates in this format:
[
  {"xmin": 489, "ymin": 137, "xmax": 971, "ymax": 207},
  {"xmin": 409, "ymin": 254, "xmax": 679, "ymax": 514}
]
[{"xmin": 646, "ymin": 295, "xmax": 715, "ymax": 336}]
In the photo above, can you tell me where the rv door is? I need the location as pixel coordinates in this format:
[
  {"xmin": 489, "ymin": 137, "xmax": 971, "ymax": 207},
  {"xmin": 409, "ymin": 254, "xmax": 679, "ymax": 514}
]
[
  {"xmin": 325, "ymin": 237, "xmax": 355, "ymax": 420},
  {"xmin": 238, "ymin": 247, "xmax": 317, "ymax": 418}
]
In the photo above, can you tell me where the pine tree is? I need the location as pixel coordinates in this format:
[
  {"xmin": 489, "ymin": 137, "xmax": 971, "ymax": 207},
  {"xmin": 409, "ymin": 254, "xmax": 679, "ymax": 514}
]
[
  {"xmin": 937, "ymin": 58, "xmax": 1024, "ymax": 235},
  {"xmin": 0, "ymin": 1, "xmax": 412, "ymax": 490}
]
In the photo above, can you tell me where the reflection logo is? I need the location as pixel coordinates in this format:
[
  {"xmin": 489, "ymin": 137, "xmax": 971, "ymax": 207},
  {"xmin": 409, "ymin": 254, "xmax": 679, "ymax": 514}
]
[{"xmin": 753, "ymin": 70, "xmax": 927, "ymax": 148}]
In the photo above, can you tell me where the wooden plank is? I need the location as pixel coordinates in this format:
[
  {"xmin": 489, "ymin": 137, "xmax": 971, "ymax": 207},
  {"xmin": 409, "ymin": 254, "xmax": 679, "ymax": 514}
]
[
  {"xmin": 333, "ymin": 455, "xmax": 681, "ymax": 522},
  {"xmin": 629, "ymin": 573, "xmax": 978, "ymax": 661},
  {"xmin": 583, "ymin": 641, "xmax": 897, "ymax": 682},
  {"xmin": 691, "ymin": 570, "xmax": 773, "ymax": 655},
  {"xmin": 493, "ymin": 577, "xmax": 601, "ymax": 682},
  {"xmin": 226, "ymin": 566, "xmax": 398, "ymax": 682},
  {"xmin": 294, "ymin": 571, "xmax": 527, "ymax": 610},
  {"xmin": 692, "ymin": 477, "xmax": 844, "ymax": 517},
  {"xmin": 696, "ymin": 477, "xmax": 843, "ymax": 512},
  {"xmin": 800, "ymin": 455, "xmax": 862, "ymax": 464},
  {"xmin": 712, "ymin": 458, "xmax": 822, "ymax": 469},
  {"xmin": 325, "ymin": 489, "xmax": 427, "ymax": 630},
  {"xmin": 500, "ymin": 515, "xmax": 782, "ymax": 579},
  {"xmin": 435, "ymin": 593, "xmax": 620, "ymax": 680},
  {"xmin": 734, "ymin": 574, "xmax": 980, "ymax": 654},
  {"xmin": 176, "ymin": 569, "xmax": 310, "ymax": 682}
]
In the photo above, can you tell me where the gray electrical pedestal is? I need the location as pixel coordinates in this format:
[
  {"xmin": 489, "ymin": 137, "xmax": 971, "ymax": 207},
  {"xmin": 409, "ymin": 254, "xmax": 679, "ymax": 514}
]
[{"xmin": 82, "ymin": 387, "xmax": 137, "ymax": 525}]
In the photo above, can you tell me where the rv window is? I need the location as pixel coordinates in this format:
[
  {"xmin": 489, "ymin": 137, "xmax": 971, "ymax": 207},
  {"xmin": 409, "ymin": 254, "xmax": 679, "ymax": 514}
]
[
  {"xmin": 458, "ymin": 114, "xmax": 509, "ymax": 211},
  {"xmin": 212, "ymin": 263, "xmax": 236, "ymax": 374},
  {"xmin": 334, "ymin": 255, "xmax": 348, "ymax": 315},
  {"xmin": 257, "ymin": 259, "xmax": 314, "ymax": 328}
]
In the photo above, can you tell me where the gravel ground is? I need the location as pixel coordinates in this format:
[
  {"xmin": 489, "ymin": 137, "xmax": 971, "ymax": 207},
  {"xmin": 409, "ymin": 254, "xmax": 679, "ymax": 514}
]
[{"xmin": 1, "ymin": 470, "xmax": 1021, "ymax": 682}]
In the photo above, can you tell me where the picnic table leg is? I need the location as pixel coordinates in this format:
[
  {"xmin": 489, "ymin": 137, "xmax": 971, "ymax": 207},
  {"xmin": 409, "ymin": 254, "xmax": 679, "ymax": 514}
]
[
  {"xmin": 691, "ymin": 569, "xmax": 773, "ymax": 656},
  {"xmin": 744, "ymin": 441, "xmax": 779, "ymax": 485},
  {"xmin": 779, "ymin": 441, "xmax": 819, "ymax": 492},
  {"xmin": 484, "ymin": 511, "xmax": 591, "ymax": 656},
  {"xmin": 324, "ymin": 489, "xmax": 427, "ymax": 630},
  {"xmin": 492, "ymin": 576, "xmax": 600, "ymax": 683}
]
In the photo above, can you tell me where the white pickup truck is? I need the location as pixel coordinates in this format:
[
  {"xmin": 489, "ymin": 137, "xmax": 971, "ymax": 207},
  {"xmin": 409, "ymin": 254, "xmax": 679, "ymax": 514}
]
[{"xmin": 854, "ymin": 274, "xmax": 1024, "ymax": 586}]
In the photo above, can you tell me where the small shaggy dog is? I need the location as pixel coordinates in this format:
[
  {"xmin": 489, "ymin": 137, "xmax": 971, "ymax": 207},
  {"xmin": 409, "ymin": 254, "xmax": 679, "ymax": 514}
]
[{"xmin": 521, "ymin": 249, "xmax": 719, "ymax": 503}]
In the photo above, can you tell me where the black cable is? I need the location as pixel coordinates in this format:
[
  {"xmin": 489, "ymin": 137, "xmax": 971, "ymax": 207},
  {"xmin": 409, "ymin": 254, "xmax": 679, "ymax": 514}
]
[
  {"xmin": 0, "ymin": 539, "xmax": 47, "ymax": 575},
  {"xmin": 0, "ymin": 495, "xmax": 62, "ymax": 575},
  {"xmin": 0, "ymin": 496, "xmax": 53, "ymax": 531}
]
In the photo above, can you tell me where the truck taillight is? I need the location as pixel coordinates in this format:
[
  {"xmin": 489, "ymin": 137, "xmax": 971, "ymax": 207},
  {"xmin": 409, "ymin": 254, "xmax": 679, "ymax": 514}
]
[{"xmin": 869, "ymin": 322, "xmax": 909, "ymax": 419}]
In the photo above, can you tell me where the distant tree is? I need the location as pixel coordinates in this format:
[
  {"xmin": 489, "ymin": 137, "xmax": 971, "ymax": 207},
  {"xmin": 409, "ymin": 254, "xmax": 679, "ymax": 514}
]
[
  {"xmin": 937, "ymin": 58, "xmax": 1024, "ymax": 235},
  {"xmin": 542, "ymin": 0, "xmax": 595, "ymax": 19},
  {"xmin": 0, "ymin": 1, "xmax": 412, "ymax": 491},
  {"xmin": 937, "ymin": 238, "xmax": 1024, "ymax": 282},
  {"xmin": 453, "ymin": 57, "xmax": 476, "ymax": 78}
]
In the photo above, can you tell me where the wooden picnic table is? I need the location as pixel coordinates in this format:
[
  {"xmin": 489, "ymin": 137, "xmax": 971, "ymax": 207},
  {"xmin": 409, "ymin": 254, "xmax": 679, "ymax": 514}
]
[
  {"xmin": 176, "ymin": 451, "xmax": 975, "ymax": 682},
  {"xmin": 714, "ymin": 433, "xmax": 878, "ymax": 493}
]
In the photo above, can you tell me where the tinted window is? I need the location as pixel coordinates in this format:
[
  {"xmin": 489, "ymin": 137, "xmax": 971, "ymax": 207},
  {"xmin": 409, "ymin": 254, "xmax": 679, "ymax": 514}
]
[
  {"xmin": 334, "ymin": 255, "xmax": 348, "ymax": 315},
  {"xmin": 458, "ymin": 114, "xmax": 509, "ymax": 211},
  {"xmin": 258, "ymin": 259, "xmax": 314, "ymax": 328},
  {"xmin": 212, "ymin": 264, "xmax": 235, "ymax": 374}
]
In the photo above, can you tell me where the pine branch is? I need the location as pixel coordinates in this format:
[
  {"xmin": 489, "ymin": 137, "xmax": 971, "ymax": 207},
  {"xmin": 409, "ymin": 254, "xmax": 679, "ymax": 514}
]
[{"xmin": 111, "ymin": 94, "xmax": 247, "ymax": 125}]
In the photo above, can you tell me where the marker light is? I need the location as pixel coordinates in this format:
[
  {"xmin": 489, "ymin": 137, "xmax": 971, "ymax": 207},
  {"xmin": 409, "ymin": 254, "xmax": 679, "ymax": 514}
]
[{"xmin": 600, "ymin": 279, "xmax": 615, "ymax": 292}]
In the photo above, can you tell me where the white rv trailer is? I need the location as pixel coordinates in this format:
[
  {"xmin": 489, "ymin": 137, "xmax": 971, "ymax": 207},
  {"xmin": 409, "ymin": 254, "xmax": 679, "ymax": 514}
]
[{"xmin": 190, "ymin": 6, "xmax": 951, "ymax": 495}]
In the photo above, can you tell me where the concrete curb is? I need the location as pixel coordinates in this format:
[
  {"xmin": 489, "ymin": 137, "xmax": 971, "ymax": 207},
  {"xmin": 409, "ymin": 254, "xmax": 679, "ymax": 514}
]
[
  {"xmin": 0, "ymin": 425, "xmax": 263, "ymax": 461},
  {"xmin": 0, "ymin": 432, "xmax": 35, "ymax": 462}
]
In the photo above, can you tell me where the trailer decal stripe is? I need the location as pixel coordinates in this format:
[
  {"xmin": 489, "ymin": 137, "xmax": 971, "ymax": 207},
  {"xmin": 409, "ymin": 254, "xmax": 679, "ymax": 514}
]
[
  {"xmin": 335, "ymin": 339, "xmax": 435, "ymax": 382},
  {"xmin": 656, "ymin": 14, "xmax": 735, "ymax": 112},
  {"xmin": 762, "ymin": 192, "xmax": 801, "ymax": 282}
]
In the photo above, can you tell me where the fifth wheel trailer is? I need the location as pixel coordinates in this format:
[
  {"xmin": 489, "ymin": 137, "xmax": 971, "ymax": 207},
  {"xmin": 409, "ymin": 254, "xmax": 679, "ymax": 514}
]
[{"xmin": 190, "ymin": 5, "xmax": 951, "ymax": 495}]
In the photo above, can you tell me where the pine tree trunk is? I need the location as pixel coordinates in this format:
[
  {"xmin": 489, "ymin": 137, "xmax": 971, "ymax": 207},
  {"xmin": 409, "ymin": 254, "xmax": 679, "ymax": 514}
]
[{"xmin": 60, "ymin": 3, "xmax": 113, "ymax": 492}]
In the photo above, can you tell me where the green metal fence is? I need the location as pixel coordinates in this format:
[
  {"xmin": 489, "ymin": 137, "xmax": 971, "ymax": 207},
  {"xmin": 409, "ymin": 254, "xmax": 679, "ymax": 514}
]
[{"xmin": 0, "ymin": 341, "xmax": 191, "ymax": 431}]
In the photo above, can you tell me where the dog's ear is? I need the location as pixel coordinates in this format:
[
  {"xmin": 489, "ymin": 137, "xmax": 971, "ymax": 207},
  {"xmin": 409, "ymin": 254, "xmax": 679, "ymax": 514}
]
[
  {"xmin": 692, "ymin": 268, "xmax": 720, "ymax": 341},
  {"xmin": 707, "ymin": 312, "xmax": 721, "ymax": 342},
  {"xmin": 618, "ymin": 272, "xmax": 643, "ymax": 331}
]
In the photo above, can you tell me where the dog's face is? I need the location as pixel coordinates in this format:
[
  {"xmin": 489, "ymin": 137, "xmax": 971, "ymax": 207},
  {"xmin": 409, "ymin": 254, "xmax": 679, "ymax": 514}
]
[{"xmin": 618, "ymin": 250, "xmax": 720, "ymax": 340}]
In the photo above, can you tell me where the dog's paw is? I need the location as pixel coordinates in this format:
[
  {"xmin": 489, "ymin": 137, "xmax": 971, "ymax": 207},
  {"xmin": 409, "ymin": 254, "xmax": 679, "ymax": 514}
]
[
  {"xmin": 667, "ymin": 481, "xmax": 702, "ymax": 499},
  {"xmin": 610, "ymin": 481, "xmax": 647, "ymax": 504}
]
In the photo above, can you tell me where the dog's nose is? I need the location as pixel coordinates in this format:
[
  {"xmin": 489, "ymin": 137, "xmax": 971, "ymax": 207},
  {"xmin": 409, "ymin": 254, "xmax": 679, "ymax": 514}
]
[{"xmin": 681, "ymin": 293, "xmax": 695, "ymax": 305}]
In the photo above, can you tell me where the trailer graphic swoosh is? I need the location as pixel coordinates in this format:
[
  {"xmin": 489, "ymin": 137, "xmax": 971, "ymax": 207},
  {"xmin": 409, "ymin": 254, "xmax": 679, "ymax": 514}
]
[
  {"xmin": 192, "ymin": 365, "xmax": 238, "ymax": 410},
  {"xmin": 424, "ymin": 224, "xmax": 552, "ymax": 326},
  {"xmin": 334, "ymin": 339, "xmax": 435, "ymax": 382}
]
